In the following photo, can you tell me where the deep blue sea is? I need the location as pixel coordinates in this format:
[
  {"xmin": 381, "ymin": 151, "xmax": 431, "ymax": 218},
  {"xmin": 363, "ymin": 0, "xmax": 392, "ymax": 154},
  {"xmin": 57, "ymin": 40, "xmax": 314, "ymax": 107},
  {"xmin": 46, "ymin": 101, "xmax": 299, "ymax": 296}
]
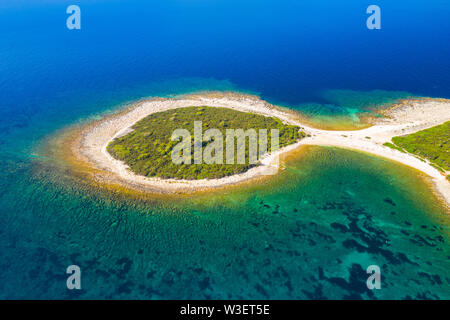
[{"xmin": 0, "ymin": 0, "xmax": 449, "ymax": 299}]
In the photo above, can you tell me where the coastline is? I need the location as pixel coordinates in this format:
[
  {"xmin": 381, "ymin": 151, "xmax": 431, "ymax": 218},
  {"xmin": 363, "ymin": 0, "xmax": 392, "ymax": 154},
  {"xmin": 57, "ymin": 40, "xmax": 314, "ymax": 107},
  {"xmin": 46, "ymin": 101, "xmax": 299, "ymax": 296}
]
[
  {"xmin": 73, "ymin": 92, "xmax": 305, "ymax": 194},
  {"xmin": 68, "ymin": 92, "xmax": 449, "ymax": 207},
  {"xmin": 301, "ymin": 98, "xmax": 450, "ymax": 208}
]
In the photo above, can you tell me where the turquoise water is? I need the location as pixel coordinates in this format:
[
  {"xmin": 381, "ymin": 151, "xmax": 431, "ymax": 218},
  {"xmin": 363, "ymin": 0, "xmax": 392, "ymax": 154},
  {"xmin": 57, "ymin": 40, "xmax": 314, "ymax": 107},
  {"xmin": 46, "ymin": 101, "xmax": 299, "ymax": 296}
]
[
  {"xmin": 283, "ymin": 89, "xmax": 416, "ymax": 129},
  {"xmin": 1, "ymin": 145, "xmax": 448, "ymax": 299},
  {"xmin": 0, "ymin": 0, "xmax": 449, "ymax": 299}
]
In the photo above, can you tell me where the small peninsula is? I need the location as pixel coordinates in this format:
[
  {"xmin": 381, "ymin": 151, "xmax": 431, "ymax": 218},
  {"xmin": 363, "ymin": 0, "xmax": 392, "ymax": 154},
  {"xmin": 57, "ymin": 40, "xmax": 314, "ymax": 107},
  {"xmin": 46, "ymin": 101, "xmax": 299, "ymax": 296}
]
[
  {"xmin": 70, "ymin": 93, "xmax": 450, "ymax": 205},
  {"xmin": 385, "ymin": 121, "xmax": 449, "ymax": 177},
  {"xmin": 107, "ymin": 106, "xmax": 303, "ymax": 180}
]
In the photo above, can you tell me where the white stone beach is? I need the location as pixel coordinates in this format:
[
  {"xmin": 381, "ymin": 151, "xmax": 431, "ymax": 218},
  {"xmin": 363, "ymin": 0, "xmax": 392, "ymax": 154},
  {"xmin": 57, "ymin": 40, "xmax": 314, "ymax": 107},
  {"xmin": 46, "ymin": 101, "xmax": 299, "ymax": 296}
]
[{"xmin": 74, "ymin": 93, "xmax": 450, "ymax": 205}]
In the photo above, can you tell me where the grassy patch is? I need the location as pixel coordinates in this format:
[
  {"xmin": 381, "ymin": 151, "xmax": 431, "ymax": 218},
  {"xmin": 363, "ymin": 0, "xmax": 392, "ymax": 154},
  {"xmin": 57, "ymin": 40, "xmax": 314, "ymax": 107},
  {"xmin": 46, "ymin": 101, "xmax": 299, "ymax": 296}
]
[
  {"xmin": 107, "ymin": 106, "xmax": 304, "ymax": 180},
  {"xmin": 383, "ymin": 142, "xmax": 406, "ymax": 153},
  {"xmin": 388, "ymin": 121, "xmax": 449, "ymax": 172}
]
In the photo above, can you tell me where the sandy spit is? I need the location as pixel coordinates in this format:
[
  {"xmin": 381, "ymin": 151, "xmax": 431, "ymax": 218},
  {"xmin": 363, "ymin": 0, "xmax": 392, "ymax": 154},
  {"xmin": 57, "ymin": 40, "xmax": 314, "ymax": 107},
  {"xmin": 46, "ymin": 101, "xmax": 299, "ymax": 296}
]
[
  {"xmin": 75, "ymin": 93, "xmax": 304, "ymax": 194},
  {"xmin": 74, "ymin": 92, "xmax": 450, "ymax": 205}
]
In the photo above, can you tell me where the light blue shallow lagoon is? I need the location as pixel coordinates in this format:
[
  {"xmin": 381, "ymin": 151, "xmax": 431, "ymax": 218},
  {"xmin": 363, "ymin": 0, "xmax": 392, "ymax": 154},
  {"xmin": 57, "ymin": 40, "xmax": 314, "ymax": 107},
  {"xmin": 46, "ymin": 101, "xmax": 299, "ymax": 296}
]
[{"xmin": 0, "ymin": 0, "xmax": 449, "ymax": 299}]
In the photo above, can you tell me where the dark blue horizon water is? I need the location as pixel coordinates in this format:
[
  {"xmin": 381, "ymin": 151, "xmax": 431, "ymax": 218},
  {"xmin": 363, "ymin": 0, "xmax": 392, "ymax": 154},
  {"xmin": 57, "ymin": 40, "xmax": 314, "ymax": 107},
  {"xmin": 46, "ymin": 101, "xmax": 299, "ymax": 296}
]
[
  {"xmin": 0, "ymin": 1, "xmax": 449, "ymax": 145},
  {"xmin": 0, "ymin": 0, "xmax": 449, "ymax": 299},
  {"xmin": 1, "ymin": 1, "xmax": 450, "ymax": 137}
]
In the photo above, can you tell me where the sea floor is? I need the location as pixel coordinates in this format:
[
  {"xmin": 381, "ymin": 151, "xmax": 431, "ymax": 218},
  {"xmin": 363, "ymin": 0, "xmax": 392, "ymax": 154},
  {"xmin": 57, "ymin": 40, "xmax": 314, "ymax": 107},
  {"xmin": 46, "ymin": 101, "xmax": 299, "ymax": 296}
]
[{"xmin": 0, "ymin": 144, "xmax": 448, "ymax": 299}]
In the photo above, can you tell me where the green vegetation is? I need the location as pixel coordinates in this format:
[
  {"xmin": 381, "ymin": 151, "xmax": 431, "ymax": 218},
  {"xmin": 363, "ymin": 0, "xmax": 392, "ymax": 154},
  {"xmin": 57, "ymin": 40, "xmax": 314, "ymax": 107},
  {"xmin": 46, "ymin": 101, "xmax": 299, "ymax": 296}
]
[
  {"xmin": 107, "ymin": 106, "xmax": 304, "ymax": 179},
  {"xmin": 383, "ymin": 142, "xmax": 406, "ymax": 153},
  {"xmin": 386, "ymin": 121, "xmax": 449, "ymax": 172}
]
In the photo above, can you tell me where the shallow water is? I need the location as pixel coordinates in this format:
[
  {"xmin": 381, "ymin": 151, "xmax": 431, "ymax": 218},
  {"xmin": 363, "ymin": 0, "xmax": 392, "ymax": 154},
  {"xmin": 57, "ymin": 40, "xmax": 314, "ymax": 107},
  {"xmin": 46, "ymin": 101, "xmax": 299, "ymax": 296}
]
[
  {"xmin": 0, "ymin": 145, "xmax": 448, "ymax": 299},
  {"xmin": 0, "ymin": 0, "xmax": 449, "ymax": 299},
  {"xmin": 286, "ymin": 89, "xmax": 415, "ymax": 130}
]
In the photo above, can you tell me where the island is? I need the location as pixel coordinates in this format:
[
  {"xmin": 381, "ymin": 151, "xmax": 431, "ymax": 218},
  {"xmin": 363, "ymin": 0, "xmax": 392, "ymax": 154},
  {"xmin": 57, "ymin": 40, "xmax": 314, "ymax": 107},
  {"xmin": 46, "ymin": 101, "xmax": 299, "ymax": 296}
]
[
  {"xmin": 68, "ymin": 93, "xmax": 449, "ymax": 206},
  {"xmin": 107, "ymin": 106, "xmax": 303, "ymax": 180}
]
